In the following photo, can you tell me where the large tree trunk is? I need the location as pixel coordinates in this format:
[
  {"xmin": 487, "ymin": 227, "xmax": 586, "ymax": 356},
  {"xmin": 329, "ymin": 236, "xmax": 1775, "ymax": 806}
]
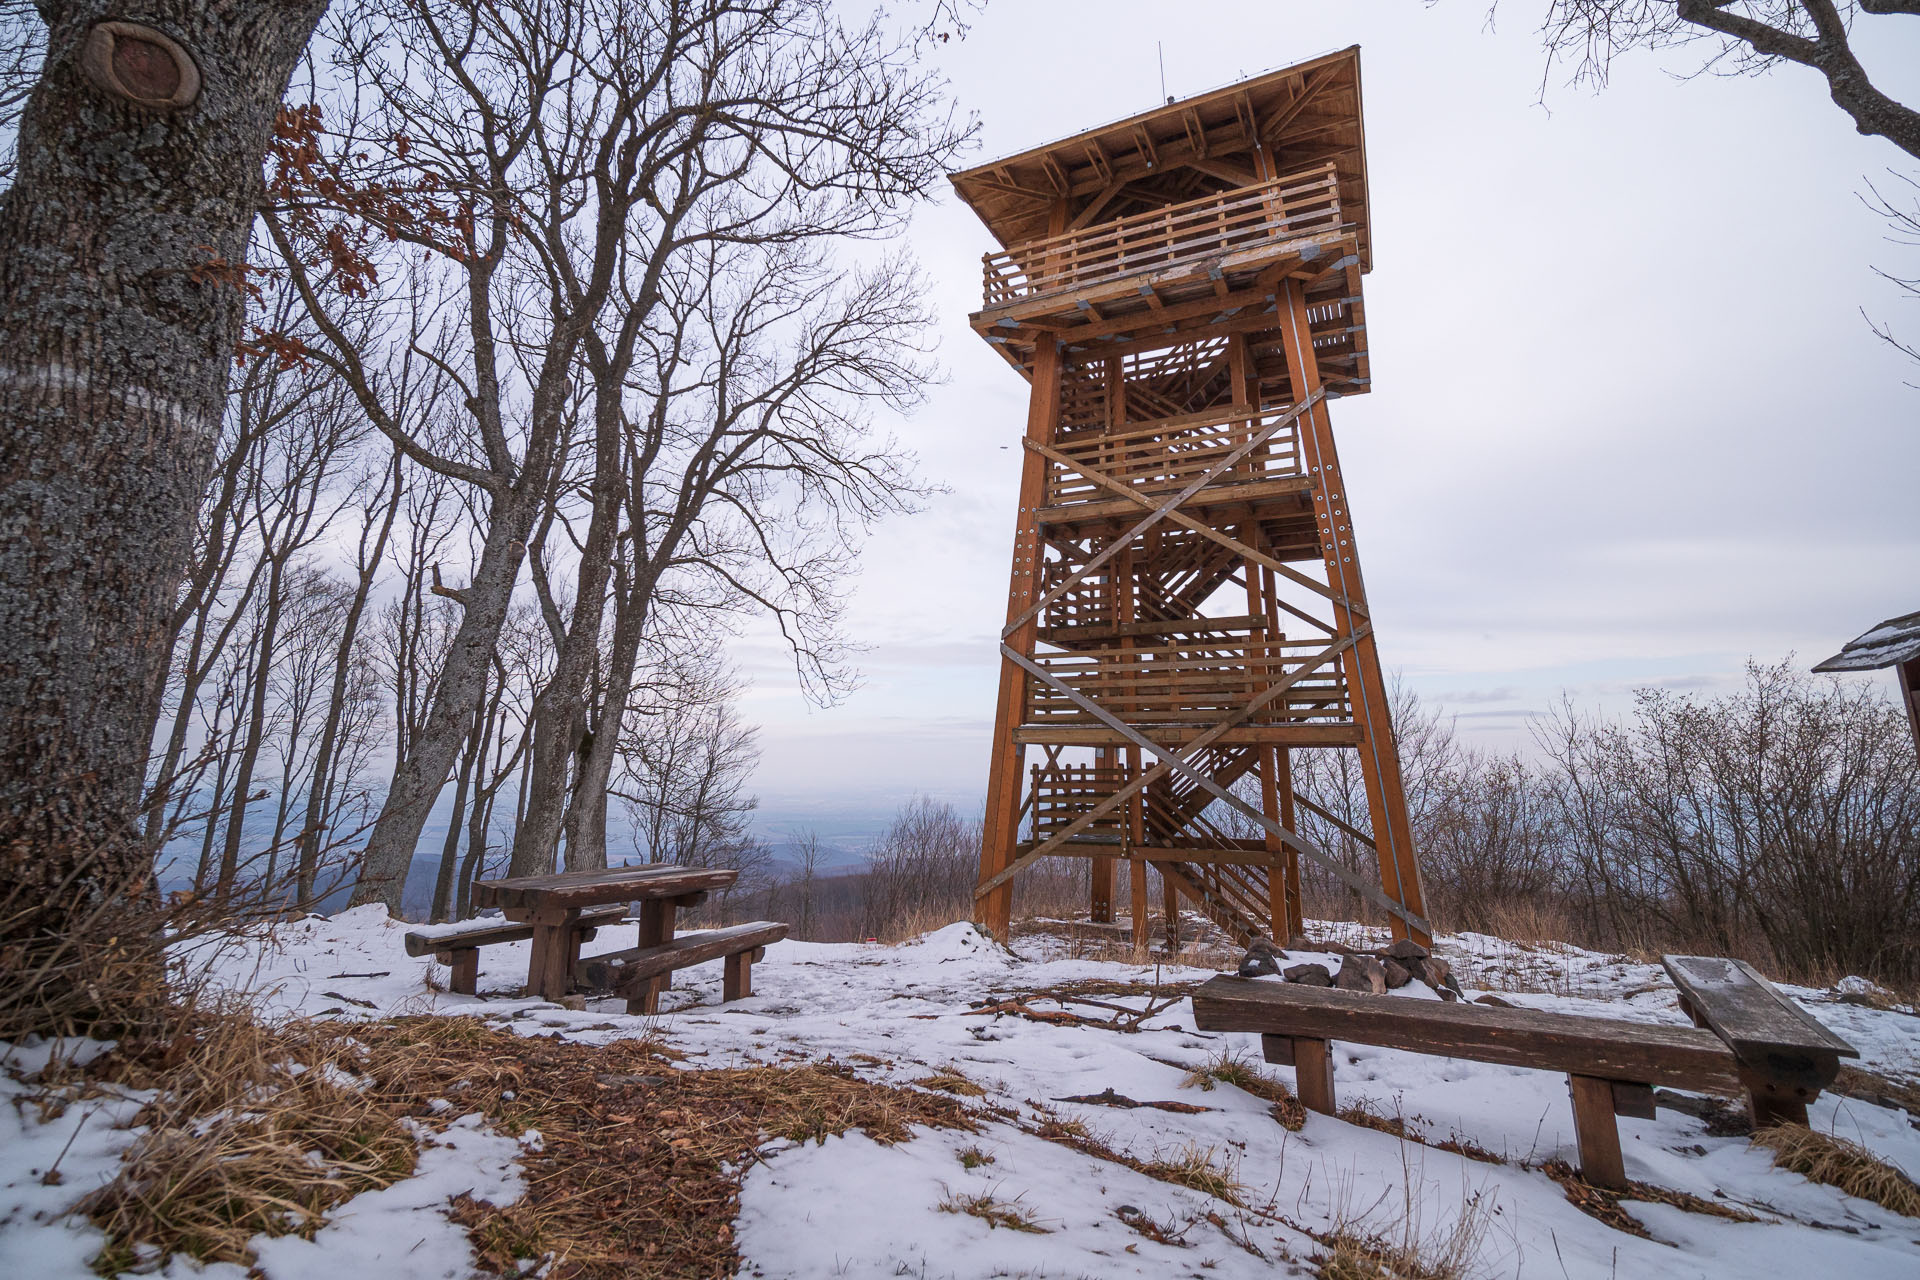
[
  {"xmin": 350, "ymin": 495, "xmax": 533, "ymax": 911},
  {"xmin": 510, "ymin": 410, "xmax": 621, "ymax": 877},
  {"xmin": 0, "ymin": 0, "xmax": 326, "ymax": 1026}
]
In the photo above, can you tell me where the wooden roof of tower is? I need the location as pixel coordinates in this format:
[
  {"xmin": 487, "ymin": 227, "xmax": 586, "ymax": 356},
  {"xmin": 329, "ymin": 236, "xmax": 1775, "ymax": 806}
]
[{"xmin": 949, "ymin": 46, "xmax": 1371, "ymax": 270}]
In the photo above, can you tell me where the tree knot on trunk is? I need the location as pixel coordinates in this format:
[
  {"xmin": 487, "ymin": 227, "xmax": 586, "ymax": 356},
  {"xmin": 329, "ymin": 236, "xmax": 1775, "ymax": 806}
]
[{"xmin": 81, "ymin": 21, "xmax": 201, "ymax": 112}]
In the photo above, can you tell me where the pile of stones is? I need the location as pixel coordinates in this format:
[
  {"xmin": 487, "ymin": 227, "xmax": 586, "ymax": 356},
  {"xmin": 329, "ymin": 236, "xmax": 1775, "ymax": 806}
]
[{"xmin": 1236, "ymin": 936, "xmax": 1464, "ymax": 1001}]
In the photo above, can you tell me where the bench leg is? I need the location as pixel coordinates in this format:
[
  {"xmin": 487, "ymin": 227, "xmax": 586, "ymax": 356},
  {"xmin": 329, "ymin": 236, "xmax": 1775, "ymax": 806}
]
[
  {"xmin": 1739, "ymin": 1066, "xmax": 1812, "ymax": 1128},
  {"xmin": 1293, "ymin": 1037, "xmax": 1336, "ymax": 1115},
  {"xmin": 723, "ymin": 950, "xmax": 752, "ymax": 1001},
  {"xmin": 526, "ymin": 913, "xmax": 580, "ymax": 1002},
  {"xmin": 1569, "ymin": 1074, "xmax": 1628, "ymax": 1190},
  {"xmin": 446, "ymin": 948, "xmax": 479, "ymax": 996}
]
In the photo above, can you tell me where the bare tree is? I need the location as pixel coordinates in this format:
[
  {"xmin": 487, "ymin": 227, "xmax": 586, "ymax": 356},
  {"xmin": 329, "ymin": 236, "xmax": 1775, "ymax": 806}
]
[
  {"xmin": 267, "ymin": 0, "xmax": 967, "ymax": 910},
  {"xmin": 1510, "ymin": 1, "xmax": 1919, "ymax": 157},
  {"xmin": 613, "ymin": 643, "xmax": 763, "ymax": 870},
  {"xmin": 1483, "ymin": 2, "xmax": 1920, "ymax": 362},
  {"xmin": 791, "ymin": 828, "xmax": 825, "ymax": 937}
]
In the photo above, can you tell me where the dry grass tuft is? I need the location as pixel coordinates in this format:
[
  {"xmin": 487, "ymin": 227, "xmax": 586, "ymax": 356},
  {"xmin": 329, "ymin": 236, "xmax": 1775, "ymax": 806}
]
[
  {"xmin": 956, "ymin": 1145, "xmax": 996, "ymax": 1169},
  {"xmin": 1539, "ymin": 1159, "xmax": 1759, "ymax": 1237},
  {"xmin": 74, "ymin": 1004, "xmax": 530, "ymax": 1270},
  {"xmin": 1140, "ymin": 1142, "xmax": 1246, "ymax": 1206},
  {"xmin": 1752, "ymin": 1124, "xmax": 1920, "ymax": 1218},
  {"xmin": 1316, "ymin": 1232, "xmax": 1468, "ymax": 1280},
  {"xmin": 1309, "ymin": 1181, "xmax": 1498, "ymax": 1280},
  {"xmin": 1181, "ymin": 1048, "xmax": 1296, "ymax": 1106},
  {"xmin": 937, "ymin": 1186, "xmax": 1050, "ymax": 1232},
  {"xmin": 1338, "ymin": 1098, "xmax": 1410, "ymax": 1139},
  {"xmin": 1270, "ymin": 1096, "xmax": 1308, "ymax": 1131},
  {"xmin": 912, "ymin": 1067, "xmax": 987, "ymax": 1097}
]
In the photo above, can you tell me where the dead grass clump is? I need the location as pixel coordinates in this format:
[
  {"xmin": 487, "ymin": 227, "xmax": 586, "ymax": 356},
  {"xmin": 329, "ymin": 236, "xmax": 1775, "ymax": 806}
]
[
  {"xmin": 1309, "ymin": 1182, "xmax": 1498, "ymax": 1280},
  {"xmin": 956, "ymin": 1145, "xmax": 996, "ymax": 1169},
  {"xmin": 1114, "ymin": 1202, "xmax": 1195, "ymax": 1247},
  {"xmin": 1271, "ymin": 1097, "xmax": 1308, "ymax": 1131},
  {"xmin": 912, "ymin": 1067, "xmax": 987, "ymax": 1097},
  {"xmin": 1316, "ymin": 1232, "xmax": 1471, "ymax": 1280},
  {"xmin": 1834, "ymin": 1064, "xmax": 1920, "ymax": 1119},
  {"xmin": 450, "ymin": 1028, "xmax": 976, "ymax": 1279},
  {"xmin": 1539, "ymin": 1160, "xmax": 1759, "ymax": 1237},
  {"xmin": 1751, "ymin": 1124, "xmax": 1920, "ymax": 1218},
  {"xmin": 1182, "ymin": 1048, "xmax": 1295, "ymax": 1106},
  {"xmin": 74, "ymin": 1004, "xmax": 530, "ymax": 1270},
  {"xmin": 1141, "ymin": 1142, "xmax": 1246, "ymax": 1206},
  {"xmin": 1338, "ymin": 1098, "xmax": 1409, "ymax": 1139},
  {"xmin": 937, "ymin": 1187, "xmax": 1050, "ymax": 1232}
]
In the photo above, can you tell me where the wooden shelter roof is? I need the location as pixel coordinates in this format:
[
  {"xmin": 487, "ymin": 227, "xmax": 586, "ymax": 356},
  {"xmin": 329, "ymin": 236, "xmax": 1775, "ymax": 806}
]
[
  {"xmin": 1812, "ymin": 610, "xmax": 1920, "ymax": 673},
  {"xmin": 949, "ymin": 47, "xmax": 1372, "ymax": 268}
]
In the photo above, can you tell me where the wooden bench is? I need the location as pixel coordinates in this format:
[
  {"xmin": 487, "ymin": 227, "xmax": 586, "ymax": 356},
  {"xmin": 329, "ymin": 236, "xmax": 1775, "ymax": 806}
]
[
  {"xmin": 1663, "ymin": 954, "xmax": 1858, "ymax": 1126},
  {"xmin": 579, "ymin": 921, "xmax": 789, "ymax": 1014},
  {"xmin": 1195, "ymin": 975, "xmax": 1755, "ymax": 1190},
  {"xmin": 474, "ymin": 865, "xmax": 739, "ymax": 1000},
  {"xmin": 403, "ymin": 905, "xmax": 628, "ymax": 995}
]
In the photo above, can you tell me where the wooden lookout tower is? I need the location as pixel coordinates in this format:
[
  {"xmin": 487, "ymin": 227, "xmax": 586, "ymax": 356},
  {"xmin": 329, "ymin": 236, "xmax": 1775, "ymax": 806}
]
[{"xmin": 952, "ymin": 48, "xmax": 1432, "ymax": 949}]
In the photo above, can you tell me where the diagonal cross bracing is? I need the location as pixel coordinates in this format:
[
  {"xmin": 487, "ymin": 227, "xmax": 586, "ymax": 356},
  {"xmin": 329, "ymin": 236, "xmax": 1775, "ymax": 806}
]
[
  {"xmin": 1000, "ymin": 387, "xmax": 1329, "ymax": 642},
  {"xmin": 996, "ymin": 638, "xmax": 1433, "ymax": 936}
]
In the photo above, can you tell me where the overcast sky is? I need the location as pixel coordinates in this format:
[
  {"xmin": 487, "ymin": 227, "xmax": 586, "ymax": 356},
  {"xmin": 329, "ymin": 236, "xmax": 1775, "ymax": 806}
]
[{"xmin": 730, "ymin": 1, "xmax": 1920, "ymax": 843}]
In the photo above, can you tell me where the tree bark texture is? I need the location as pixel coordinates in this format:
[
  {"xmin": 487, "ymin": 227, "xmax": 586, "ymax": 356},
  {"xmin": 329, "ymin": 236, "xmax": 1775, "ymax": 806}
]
[{"xmin": 0, "ymin": 0, "xmax": 326, "ymax": 981}]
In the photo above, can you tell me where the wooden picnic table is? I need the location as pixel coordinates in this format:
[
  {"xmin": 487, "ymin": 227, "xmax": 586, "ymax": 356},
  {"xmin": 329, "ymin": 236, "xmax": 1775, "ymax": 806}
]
[{"xmin": 471, "ymin": 865, "xmax": 737, "ymax": 1001}]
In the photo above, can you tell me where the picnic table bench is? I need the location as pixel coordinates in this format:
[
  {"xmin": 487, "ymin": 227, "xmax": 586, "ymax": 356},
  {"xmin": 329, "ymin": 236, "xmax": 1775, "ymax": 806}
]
[
  {"xmin": 580, "ymin": 919, "xmax": 790, "ymax": 1012},
  {"xmin": 1191, "ymin": 952, "xmax": 1855, "ymax": 1191},
  {"xmin": 472, "ymin": 865, "xmax": 740, "ymax": 1002},
  {"xmin": 403, "ymin": 905, "xmax": 627, "ymax": 995}
]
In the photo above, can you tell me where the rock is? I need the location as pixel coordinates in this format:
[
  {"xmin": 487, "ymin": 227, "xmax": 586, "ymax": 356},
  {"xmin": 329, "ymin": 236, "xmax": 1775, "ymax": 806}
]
[
  {"xmin": 1415, "ymin": 955, "xmax": 1452, "ymax": 990},
  {"xmin": 1379, "ymin": 956, "xmax": 1415, "ymax": 990},
  {"xmin": 1435, "ymin": 986, "xmax": 1460, "ymax": 1002},
  {"xmin": 1247, "ymin": 935, "xmax": 1284, "ymax": 955},
  {"xmin": 1238, "ymin": 948, "xmax": 1282, "ymax": 978},
  {"xmin": 1283, "ymin": 962, "xmax": 1333, "ymax": 987},
  {"xmin": 1383, "ymin": 938, "xmax": 1430, "ymax": 963},
  {"xmin": 1473, "ymin": 993, "xmax": 1515, "ymax": 1009},
  {"xmin": 1334, "ymin": 954, "xmax": 1387, "ymax": 995}
]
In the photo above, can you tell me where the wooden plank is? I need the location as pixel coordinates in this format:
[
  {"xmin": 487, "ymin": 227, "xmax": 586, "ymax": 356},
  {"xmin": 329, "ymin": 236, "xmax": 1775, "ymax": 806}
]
[
  {"xmin": 1661, "ymin": 955, "xmax": 1857, "ymax": 1063},
  {"xmin": 472, "ymin": 865, "xmax": 736, "ymax": 911},
  {"xmin": 1190, "ymin": 976, "xmax": 1741, "ymax": 1091},
  {"xmin": 403, "ymin": 905, "xmax": 626, "ymax": 957},
  {"xmin": 1611, "ymin": 1081, "xmax": 1656, "ymax": 1120},
  {"xmin": 579, "ymin": 922, "xmax": 790, "ymax": 994},
  {"xmin": 1012, "ymin": 723, "xmax": 1364, "ymax": 747},
  {"xmin": 1569, "ymin": 1075, "xmax": 1628, "ymax": 1190}
]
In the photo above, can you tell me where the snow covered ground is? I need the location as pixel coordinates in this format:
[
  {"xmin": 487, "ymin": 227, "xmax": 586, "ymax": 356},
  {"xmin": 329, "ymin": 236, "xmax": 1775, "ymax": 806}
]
[{"xmin": 6, "ymin": 907, "xmax": 1919, "ymax": 1278}]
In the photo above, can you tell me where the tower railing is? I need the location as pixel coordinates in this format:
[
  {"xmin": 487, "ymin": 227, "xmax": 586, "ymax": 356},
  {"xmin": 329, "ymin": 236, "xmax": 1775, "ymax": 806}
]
[{"xmin": 981, "ymin": 162, "xmax": 1343, "ymax": 307}]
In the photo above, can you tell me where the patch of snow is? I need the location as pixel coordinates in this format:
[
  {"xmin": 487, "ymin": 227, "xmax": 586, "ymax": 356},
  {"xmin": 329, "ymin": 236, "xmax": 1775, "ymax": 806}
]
[{"xmin": 6, "ymin": 911, "xmax": 1914, "ymax": 1279}]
